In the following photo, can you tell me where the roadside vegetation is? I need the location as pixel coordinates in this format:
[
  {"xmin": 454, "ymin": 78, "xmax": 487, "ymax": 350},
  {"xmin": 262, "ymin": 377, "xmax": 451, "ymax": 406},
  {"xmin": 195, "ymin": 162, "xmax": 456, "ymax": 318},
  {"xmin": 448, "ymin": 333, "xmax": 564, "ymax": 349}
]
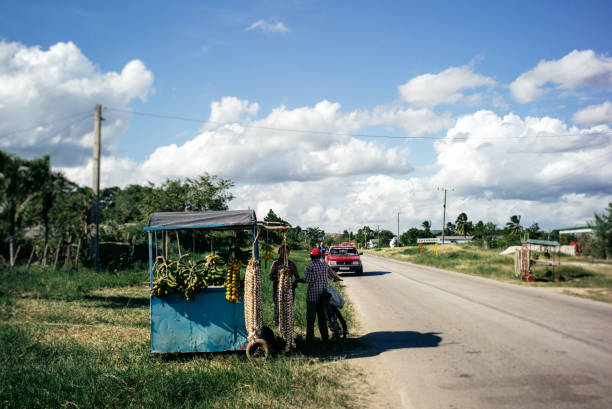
[
  {"xmin": 0, "ymin": 249, "xmax": 361, "ymax": 409},
  {"xmin": 366, "ymin": 244, "xmax": 612, "ymax": 303}
]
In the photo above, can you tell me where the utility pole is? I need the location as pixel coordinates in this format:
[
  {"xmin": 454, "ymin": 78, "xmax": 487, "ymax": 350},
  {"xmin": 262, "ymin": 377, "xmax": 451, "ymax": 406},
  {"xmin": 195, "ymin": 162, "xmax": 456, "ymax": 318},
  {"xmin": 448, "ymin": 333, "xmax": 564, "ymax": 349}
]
[
  {"xmin": 92, "ymin": 104, "xmax": 102, "ymax": 270},
  {"xmin": 438, "ymin": 187, "xmax": 453, "ymax": 245},
  {"xmin": 397, "ymin": 212, "xmax": 401, "ymax": 247}
]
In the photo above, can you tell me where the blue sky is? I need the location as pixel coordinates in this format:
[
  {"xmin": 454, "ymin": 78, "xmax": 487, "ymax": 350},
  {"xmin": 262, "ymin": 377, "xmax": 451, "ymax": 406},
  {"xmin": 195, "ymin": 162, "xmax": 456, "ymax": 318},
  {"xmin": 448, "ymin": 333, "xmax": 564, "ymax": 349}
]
[{"xmin": 1, "ymin": 0, "xmax": 611, "ymax": 232}]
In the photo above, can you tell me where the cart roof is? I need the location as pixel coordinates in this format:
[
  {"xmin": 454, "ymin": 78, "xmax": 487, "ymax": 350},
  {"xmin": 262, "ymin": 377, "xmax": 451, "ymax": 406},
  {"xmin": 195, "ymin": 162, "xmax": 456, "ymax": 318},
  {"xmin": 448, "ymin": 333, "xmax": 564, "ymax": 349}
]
[{"xmin": 144, "ymin": 209, "xmax": 257, "ymax": 231}]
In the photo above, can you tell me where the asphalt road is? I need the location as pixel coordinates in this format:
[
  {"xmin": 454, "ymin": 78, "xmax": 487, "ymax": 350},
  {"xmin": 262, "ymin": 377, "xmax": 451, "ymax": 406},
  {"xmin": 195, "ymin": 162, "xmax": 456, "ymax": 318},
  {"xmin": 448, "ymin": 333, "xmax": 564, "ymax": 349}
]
[{"xmin": 341, "ymin": 254, "xmax": 612, "ymax": 409}]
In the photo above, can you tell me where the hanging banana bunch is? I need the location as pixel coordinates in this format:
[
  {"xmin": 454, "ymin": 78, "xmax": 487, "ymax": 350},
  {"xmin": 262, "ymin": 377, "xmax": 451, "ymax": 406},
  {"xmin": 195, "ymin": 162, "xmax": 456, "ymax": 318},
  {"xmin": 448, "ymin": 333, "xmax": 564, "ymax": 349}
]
[
  {"xmin": 243, "ymin": 258, "xmax": 262, "ymax": 342},
  {"xmin": 278, "ymin": 265, "xmax": 295, "ymax": 351},
  {"xmin": 225, "ymin": 261, "xmax": 242, "ymax": 302}
]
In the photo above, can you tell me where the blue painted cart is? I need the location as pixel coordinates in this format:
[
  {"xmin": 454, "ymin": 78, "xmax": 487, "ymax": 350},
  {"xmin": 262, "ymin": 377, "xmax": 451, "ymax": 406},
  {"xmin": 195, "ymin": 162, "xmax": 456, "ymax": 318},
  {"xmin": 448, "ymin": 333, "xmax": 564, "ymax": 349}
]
[{"xmin": 144, "ymin": 210, "xmax": 259, "ymax": 353}]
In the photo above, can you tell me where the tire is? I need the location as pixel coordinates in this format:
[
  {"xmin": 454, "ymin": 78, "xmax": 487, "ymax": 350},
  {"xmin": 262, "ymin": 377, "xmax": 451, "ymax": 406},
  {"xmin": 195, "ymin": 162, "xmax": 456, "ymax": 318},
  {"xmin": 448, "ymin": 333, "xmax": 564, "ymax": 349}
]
[
  {"xmin": 356, "ymin": 267, "xmax": 363, "ymax": 276},
  {"xmin": 246, "ymin": 339, "xmax": 269, "ymax": 361}
]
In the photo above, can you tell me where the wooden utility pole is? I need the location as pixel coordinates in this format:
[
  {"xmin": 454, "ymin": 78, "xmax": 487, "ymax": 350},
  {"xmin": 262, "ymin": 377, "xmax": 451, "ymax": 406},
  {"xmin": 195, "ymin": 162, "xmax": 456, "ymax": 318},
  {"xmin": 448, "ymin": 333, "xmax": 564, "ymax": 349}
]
[
  {"xmin": 397, "ymin": 212, "xmax": 401, "ymax": 247},
  {"xmin": 438, "ymin": 187, "xmax": 453, "ymax": 245},
  {"xmin": 92, "ymin": 104, "xmax": 102, "ymax": 270}
]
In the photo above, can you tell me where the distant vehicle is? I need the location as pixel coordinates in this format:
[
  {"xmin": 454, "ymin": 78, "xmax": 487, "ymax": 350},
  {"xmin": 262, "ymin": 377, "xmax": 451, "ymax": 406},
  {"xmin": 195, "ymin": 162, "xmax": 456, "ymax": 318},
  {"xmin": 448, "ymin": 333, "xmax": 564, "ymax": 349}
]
[{"xmin": 326, "ymin": 246, "xmax": 363, "ymax": 275}]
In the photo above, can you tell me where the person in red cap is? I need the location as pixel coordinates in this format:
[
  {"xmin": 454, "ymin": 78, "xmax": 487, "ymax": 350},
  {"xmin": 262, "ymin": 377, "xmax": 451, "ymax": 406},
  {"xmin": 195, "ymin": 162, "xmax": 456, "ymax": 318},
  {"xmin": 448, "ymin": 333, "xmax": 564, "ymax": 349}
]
[{"xmin": 303, "ymin": 247, "xmax": 342, "ymax": 346}]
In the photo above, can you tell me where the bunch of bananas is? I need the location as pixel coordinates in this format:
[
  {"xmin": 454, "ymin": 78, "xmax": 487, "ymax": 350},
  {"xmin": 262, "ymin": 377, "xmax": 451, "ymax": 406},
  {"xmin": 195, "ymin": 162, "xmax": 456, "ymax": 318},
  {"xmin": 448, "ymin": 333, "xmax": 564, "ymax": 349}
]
[
  {"xmin": 203, "ymin": 254, "xmax": 226, "ymax": 286},
  {"xmin": 225, "ymin": 261, "xmax": 242, "ymax": 302},
  {"xmin": 151, "ymin": 254, "xmax": 226, "ymax": 301}
]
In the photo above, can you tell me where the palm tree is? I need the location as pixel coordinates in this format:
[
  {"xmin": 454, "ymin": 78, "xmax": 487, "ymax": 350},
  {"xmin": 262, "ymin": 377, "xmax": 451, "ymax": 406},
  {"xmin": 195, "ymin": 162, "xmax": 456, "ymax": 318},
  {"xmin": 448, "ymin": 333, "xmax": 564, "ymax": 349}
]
[
  {"xmin": 421, "ymin": 220, "xmax": 432, "ymax": 236},
  {"xmin": 505, "ymin": 215, "xmax": 522, "ymax": 234},
  {"xmin": 456, "ymin": 213, "xmax": 469, "ymax": 237}
]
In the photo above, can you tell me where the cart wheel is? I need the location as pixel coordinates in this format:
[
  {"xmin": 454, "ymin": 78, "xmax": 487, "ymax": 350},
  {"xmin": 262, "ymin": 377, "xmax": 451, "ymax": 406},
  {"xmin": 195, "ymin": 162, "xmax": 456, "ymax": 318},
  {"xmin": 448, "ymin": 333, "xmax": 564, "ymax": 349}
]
[{"xmin": 246, "ymin": 339, "xmax": 269, "ymax": 361}]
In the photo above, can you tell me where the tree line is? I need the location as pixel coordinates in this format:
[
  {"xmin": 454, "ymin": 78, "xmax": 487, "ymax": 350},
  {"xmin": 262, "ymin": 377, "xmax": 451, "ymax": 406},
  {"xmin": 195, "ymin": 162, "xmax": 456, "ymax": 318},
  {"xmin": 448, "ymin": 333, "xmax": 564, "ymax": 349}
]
[{"xmin": 0, "ymin": 150, "xmax": 235, "ymax": 269}]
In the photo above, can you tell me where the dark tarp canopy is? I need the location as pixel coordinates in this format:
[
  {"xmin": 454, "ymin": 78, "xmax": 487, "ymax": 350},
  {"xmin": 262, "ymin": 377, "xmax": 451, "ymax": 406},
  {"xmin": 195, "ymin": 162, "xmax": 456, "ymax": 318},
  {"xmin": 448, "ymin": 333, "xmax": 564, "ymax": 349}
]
[{"xmin": 145, "ymin": 210, "xmax": 257, "ymax": 231}]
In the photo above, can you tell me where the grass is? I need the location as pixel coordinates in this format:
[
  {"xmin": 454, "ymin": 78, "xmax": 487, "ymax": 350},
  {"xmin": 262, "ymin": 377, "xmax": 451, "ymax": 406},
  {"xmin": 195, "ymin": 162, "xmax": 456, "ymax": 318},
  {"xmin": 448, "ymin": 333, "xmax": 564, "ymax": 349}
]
[
  {"xmin": 366, "ymin": 245, "xmax": 612, "ymax": 303},
  {"xmin": 0, "ymin": 250, "xmax": 362, "ymax": 409}
]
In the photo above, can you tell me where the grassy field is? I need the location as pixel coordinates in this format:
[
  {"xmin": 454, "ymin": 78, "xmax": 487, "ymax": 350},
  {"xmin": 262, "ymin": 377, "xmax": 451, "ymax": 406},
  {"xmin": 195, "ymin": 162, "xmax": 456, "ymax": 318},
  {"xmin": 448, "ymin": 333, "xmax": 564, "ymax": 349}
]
[
  {"xmin": 365, "ymin": 244, "xmax": 612, "ymax": 303},
  {"xmin": 0, "ymin": 250, "xmax": 361, "ymax": 409}
]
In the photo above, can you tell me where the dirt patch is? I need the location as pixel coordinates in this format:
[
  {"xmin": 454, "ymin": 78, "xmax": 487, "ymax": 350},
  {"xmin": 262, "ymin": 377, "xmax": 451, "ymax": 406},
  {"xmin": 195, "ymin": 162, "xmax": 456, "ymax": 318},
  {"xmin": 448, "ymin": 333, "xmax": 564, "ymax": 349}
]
[{"xmin": 540, "ymin": 287, "xmax": 612, "ymax": 303}]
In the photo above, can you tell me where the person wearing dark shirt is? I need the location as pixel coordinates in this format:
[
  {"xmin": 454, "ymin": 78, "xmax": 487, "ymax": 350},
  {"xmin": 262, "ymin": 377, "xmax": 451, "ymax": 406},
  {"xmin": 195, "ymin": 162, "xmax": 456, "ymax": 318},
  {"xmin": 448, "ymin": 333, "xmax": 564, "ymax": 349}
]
[{"xmin": 269, "ymin": 245, "xmax": 300, "ymax": 326}]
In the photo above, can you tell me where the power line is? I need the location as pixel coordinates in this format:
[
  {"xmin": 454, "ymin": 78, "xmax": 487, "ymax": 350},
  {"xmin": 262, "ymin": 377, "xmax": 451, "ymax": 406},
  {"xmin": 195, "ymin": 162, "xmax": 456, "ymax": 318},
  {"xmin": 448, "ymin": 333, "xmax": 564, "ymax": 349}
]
[
  {"xmin": 0, "ymin": 110, "xmax": 93, "ymax": 139},
  {"xmin": 103, "ymin": 106, "xmax": 611, "ymax": 142}
]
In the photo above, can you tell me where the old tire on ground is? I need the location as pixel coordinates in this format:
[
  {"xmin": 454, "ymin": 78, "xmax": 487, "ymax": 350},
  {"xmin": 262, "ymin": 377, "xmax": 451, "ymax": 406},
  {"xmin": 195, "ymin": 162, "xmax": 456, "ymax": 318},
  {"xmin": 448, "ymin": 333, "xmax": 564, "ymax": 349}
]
[{"xmin": 246, "ymin": 339, "xmax": 269, "ymax": 361}]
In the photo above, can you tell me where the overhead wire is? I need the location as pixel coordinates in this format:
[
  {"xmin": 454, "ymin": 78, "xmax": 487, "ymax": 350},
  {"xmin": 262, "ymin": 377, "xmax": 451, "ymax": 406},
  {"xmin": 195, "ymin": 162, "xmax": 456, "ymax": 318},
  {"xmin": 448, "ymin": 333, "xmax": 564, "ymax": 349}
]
[
  {"xmin": 102, "ymin": 106, "xmax": 612, "ymax": 142},
  {"xmin": 0, "ymin": 110, "xmax": 93, "ymax": 140}
]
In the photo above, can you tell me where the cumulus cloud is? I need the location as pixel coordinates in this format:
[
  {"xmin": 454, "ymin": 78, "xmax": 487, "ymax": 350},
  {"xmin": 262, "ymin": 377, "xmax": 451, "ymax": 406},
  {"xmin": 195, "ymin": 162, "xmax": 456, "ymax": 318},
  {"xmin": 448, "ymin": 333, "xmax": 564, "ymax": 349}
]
[
  {"xmin": 430, "ymin": 110, "xmax": 612, "ymax": 201},
  {"xmin": 510, "ymin": 50, "xmax": 612, "ymax": 103},
  {"xmin": 572, "ymin": 101, "xmax": 612, "ymax": 125},
  {"xmin": 138, "ymin": 99, "xmax": 414, "ymax": 184},
  {"xmin": 247, "ymin": 19, "xmax": 290, "ymax": 33},
  {"xmin": 397, "ymin": 65, "xmax": 496, "ymax": 107},
  {"xmin": 230, "ymin": 174, "xmax": 612, "ymax": 233},
  {"xmin": 0, "ymin": 40, "xmax": 154, "ymax": 166}
]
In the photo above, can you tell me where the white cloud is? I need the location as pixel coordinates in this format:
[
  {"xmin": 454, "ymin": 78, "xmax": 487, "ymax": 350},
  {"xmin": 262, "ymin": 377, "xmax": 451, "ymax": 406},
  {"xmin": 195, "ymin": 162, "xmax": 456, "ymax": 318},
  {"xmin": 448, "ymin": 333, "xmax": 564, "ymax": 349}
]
[
  {"xmin": 510, "ymin": 50, "xmax": 612, "ymax": 103},
  {"xmin": 397, "ymin": 65, "xmax": 495, "ymax": 107},
  {"xmin": 572, "ymin": 101, "xmax": 612, "ymax": 125},
  {"xmin": 430, "ymin": 110, "xmax": 612, "ymax": 201},
  {"xmin": 0, "ymin": 40, "xmax": 154, "ymax": 166},
  {"xmin": 138, "ymin": 99, "xmax": 414, "ymax": 184},
  {"xmin": 247, "ymin": 19, "xmax": 290, "ymax": 33},
  {"xmin": 205, "ymin": 96, "xmax": 259, "ymax": 129}
]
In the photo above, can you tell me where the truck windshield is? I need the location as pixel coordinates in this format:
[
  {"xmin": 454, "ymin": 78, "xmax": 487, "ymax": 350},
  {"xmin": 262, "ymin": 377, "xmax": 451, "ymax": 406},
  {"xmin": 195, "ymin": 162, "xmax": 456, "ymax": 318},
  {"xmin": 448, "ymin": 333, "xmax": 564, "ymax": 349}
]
[{"xmin": 330, "ymin": 248, "xmax": 358, "ymax": 255}]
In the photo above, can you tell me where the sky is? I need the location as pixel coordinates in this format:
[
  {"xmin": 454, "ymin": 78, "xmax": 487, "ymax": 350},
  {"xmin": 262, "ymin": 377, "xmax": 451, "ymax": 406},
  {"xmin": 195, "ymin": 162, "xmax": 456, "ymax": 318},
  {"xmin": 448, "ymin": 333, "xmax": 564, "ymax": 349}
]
[{"xmin": 1, "ymin": 0, "xmax": 611, "ymax": 234}]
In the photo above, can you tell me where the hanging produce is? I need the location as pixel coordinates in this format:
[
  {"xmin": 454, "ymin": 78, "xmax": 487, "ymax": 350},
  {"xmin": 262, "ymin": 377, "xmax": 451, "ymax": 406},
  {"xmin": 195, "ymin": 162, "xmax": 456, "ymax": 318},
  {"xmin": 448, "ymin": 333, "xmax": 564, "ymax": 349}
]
[
  {"xmin": 150, "ymin": 254, "xmax": 227, "ymax": 300},
  {"xmin": 278, "ymin": 264, "xmax": 295, "ymax": 351},
  {"xmin": 243, "ymin": 258, "xmax": 263, "ymax": 342},
  {"xmin": 225, "ymin": 261, "xmax": 242, "ymax": 302}
]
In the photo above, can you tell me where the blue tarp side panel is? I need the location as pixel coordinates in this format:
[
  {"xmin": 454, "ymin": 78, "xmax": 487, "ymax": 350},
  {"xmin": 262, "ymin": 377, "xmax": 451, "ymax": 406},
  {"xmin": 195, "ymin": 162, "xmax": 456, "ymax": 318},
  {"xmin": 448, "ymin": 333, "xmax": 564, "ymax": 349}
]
[
  {"xmin": 150, "ymin": 288, "xmax": 248, "ymax": 353},
  {"xmin": 145, "ymin": 210, "xmax": 257, "ymax": 231}
]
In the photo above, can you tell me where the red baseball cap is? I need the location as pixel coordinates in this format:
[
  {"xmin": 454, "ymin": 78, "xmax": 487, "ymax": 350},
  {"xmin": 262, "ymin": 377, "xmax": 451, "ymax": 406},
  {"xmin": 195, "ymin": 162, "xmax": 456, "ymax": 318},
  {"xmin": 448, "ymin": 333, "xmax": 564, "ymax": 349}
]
[{"xmin": 310, "ymin": 248, "xmax": 321, "ymax": 257}]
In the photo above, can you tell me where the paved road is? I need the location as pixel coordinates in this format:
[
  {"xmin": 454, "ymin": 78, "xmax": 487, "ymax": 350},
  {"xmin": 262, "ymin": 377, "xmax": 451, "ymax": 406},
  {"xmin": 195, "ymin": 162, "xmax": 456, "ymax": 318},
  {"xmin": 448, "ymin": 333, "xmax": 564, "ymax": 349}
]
[{"xmin": 341, "ymin": 254, "xmax": 612, "ymax": 409}]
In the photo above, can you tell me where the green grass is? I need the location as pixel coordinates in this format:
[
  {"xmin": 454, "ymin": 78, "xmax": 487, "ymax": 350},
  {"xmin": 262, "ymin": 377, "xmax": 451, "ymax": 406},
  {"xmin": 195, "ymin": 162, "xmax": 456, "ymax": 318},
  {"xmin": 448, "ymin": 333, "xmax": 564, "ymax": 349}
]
[
  {"xmin": 0, "ymin": 250, "xmax": 361, "ymax": 409},
  {"xmin": 366, "ymin": 245, "xmax": 612, "ymax": 303}
]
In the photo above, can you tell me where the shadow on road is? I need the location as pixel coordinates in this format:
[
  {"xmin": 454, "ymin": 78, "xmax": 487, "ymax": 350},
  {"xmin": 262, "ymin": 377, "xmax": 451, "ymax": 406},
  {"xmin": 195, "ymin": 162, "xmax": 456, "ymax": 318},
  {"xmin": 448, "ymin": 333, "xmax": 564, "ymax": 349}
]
[
  {"xmin": 339, "ymin": 270, "xmax": 391, "ymax": 277},
  {"xmin": 344, "ymin": 331, "xmax": 442, "ymax": 359}
]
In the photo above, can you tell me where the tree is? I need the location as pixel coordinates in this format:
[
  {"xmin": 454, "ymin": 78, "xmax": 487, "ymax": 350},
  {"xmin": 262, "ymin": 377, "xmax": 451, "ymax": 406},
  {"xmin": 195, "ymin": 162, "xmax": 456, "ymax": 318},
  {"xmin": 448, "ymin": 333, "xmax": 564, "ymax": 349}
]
[
  {"xmin": 286, "ymin": 225, "xmax": 305, "ymax": 250},
  {"xmin": 400, "ymin": 227, "xmax": 424, "ymax": 245},
  {"xmin": 472, "ymin": 220, "xmax": 485, "ymax": 240},
  {"xmin": 0, "ymin": 152, "xmax": 44, "ymax": 267},
  {"xmin": 377, "ymin": 229, "xmax": 395, "ymax": 248},
  {"xmin": 263, "ymin": 209, "xmax": 287, "ymax": 245},
  {"xmin": 588, "ymin": 203, "xmax": 612, "ymax": 259},
  {"xmin": 355, "ymin": 225, "xmax": 374, "ymax": 248},
  {"xmin": 456, "ymin": 213, "xmax": 469, "ymax": 237},
  {"xmin": 505, "ymin": 215, "xmax": 522, "ymax": 234},
  {"xmin": 525, "ymin": 222, "xmax": 541, "ymax": 239},
  {"xmin": 421, "ymin": 220, "xmax": 432, "ymax": 237},
  {"xmin": 139, "ymin": 174, "xmax": 234, "ymax": 218},
  {"xmin": 445, "ymin": 222, "xmax": 456, "ymax": 236},
  {"xmin": 304, "ymin": 227, "xmax": 325, "ymax": 248}
]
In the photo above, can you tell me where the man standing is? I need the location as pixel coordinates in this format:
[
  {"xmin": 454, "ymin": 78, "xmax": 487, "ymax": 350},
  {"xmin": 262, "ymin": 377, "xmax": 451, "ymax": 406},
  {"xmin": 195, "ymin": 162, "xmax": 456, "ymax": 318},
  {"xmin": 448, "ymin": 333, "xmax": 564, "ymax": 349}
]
[{"xmin": 303, "ymin": 248, "xmax": 341, "ymax": 345}]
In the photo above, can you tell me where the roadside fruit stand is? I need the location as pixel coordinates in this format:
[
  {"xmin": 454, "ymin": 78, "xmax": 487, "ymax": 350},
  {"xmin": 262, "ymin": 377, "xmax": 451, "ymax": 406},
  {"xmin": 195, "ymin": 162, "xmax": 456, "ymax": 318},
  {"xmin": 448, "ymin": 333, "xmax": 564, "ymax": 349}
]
[{"xmin": 144, "ymin": 210, "xmax": 263, "ymax": 355}]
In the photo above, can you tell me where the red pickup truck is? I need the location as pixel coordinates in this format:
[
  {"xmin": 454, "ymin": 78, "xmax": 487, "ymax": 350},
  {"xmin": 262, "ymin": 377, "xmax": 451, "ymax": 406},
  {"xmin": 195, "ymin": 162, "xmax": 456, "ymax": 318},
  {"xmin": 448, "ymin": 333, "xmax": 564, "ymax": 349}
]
[{"xmin": 326, "ymin": 246, "xmax": 363, "ymax": 275}]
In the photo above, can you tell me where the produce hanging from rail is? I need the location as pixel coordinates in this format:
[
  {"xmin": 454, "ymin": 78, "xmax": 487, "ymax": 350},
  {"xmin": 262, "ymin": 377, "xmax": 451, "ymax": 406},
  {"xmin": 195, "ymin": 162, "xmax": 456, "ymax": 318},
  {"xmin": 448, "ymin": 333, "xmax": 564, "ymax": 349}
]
[
  {"xmin": 225, "ymin": 261, "xmax": 242, "ymax": 302},
  {"xmin": 243, "ymin": 258, "xmax": 263, "ymax": 342},
  {"xmin": 278, "ymin": 264, "xmax": 295, "ymax": 351}
]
